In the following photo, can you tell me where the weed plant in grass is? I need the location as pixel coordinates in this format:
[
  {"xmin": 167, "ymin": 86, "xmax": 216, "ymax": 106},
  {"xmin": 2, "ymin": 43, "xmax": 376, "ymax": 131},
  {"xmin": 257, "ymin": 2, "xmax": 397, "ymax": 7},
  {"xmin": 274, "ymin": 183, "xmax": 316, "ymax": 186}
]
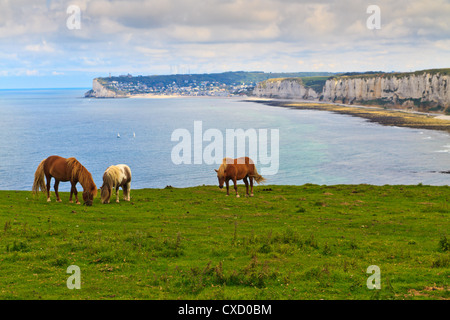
[{"xmin": 0, "ymin": 184, "xmax": 448, "ymax": 300}]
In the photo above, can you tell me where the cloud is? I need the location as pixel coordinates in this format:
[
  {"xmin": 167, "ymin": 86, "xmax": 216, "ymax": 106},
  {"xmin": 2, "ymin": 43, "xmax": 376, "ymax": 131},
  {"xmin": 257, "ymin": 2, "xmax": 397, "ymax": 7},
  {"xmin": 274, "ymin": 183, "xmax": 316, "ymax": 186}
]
[
  {"xmin": 25, "ymin": 69, "xmax": 39, "ymax": 76},
  {"xmin": 25, "ymin": 40, "xmax": 55, "ymax": 53},
  {"xmin": 0, "ymin": 0, "xmax": 448, "ymax": 85}
]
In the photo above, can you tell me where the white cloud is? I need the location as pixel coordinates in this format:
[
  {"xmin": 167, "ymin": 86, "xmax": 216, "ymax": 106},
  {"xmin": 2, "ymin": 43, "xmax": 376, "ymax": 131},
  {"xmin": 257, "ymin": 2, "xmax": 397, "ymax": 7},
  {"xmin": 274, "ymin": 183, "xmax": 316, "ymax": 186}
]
[
  {"xmin": 0, "ymin": 0, "xmax": 448, "ymax": 82},
  {"xmin": 304, "ymin": 4, "xmax": 337, "ymax": 35},
  {"xmin": 25, "ymin": 69, "xmax": 39, "ymax": 76},
  {"xmin": 435, "ymin": 40, "xmax": 450, "ymax": 51},
  {"xmin": 135, "ymin": 46, "xmax": 169, "ymax": 56},
  {"xmin": 25, "ymin": 40, "xmax": 55, "ymax": 53}
]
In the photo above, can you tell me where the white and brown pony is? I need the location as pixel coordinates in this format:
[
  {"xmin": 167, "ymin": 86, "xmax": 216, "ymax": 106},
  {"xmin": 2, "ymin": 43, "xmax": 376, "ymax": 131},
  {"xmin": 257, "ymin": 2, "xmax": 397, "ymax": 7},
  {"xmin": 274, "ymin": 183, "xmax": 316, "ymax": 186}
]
[
  {"xmin": 32, "ymin": 155, "xmax": 98, "ymax": 206},
  {"xmin": 215, "ymin": 157, "xmax": 266, "ymax": 197},
  {"xmin": 100, "ymin": 164, "xmax": 132, "ymax": 204}
]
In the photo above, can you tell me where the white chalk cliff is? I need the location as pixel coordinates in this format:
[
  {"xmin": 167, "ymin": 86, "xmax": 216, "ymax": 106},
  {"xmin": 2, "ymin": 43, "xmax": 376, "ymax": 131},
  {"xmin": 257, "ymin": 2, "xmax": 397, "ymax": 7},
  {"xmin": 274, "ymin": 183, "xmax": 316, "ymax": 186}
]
[
  {"xmin": 85, "ymin": 79, "xmax": 126, "ymax": 98},
  {"xmin": 254, "ymin": 70, "xmax": 450, "ymax": 110},
  {"xmin": 322, "ymin": 72, "xmax": 450, "ymax": 108},
  {"xmin": 253, "ymin": 78, "xmax": 319, "ymax": 100}
]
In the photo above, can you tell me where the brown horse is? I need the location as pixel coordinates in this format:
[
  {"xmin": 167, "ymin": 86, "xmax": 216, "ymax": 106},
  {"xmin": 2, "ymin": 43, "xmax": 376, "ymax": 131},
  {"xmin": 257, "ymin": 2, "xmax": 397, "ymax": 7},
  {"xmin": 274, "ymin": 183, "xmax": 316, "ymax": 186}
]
[
  {"xmin": 32, "ymin": 155, "xmax": 98, "ymax": 206},
  {"xmin": 215, "ymin": 157, "xmax": 266, "ymax": 197}
]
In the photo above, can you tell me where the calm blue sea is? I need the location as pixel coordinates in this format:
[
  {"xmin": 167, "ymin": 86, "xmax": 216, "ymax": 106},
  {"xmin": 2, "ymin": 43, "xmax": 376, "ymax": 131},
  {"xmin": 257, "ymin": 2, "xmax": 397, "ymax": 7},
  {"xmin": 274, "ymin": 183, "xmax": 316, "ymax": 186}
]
[{"xmin": 1, "ymin": 88, "xmax": 450, "ymax": 191}]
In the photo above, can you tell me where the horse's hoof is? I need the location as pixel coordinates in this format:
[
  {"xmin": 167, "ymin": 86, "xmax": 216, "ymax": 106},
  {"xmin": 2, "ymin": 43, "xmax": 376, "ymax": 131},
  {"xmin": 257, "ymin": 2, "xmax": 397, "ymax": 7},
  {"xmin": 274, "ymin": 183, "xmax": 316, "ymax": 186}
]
[
  {"xmin": 236, "ymin": 194, "xmax": 240, "ymax": 198},
  {"xmin": 57, "ymin": 199, "xmax": 62, "ymax": 203},
  {"xmin": 250, "ymin": 194, "xmax": 254, "ymax": 197},
  {"xmin": 116, "ymin": 200, "xmax": 120, "ymax": 203},
  {"xmin": 226, "ymin": 194, "xmax": 229, "ymax": 197},
  {"xmin": 76, "ymin": 202, "xmax": 81, "ymax": 205},
  {"xmin": 69, "ymin": 201, "xmax": 73, "ymax": 203},
  {"xmin": 47, "ymin": 199, "xmax": 51, "ymax": 202}
]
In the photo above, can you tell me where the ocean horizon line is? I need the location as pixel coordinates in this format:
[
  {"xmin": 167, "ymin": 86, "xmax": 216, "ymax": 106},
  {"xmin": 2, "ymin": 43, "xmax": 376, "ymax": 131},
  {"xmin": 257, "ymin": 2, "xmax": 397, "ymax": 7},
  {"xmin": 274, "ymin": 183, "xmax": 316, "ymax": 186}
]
[{"xmin": 0, "ymin": 87, "xmax": 90, "ymax": 91}]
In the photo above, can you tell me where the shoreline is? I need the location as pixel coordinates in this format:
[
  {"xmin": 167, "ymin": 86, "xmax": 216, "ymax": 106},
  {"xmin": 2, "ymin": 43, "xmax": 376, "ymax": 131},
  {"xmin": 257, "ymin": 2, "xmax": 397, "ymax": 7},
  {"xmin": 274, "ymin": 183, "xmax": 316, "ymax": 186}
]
[
  {"xmin": 245, "ymin": 98, "xmax": 450, "ymax": 133},
  {"xmin": 128, "ymin": 93, "xmax": 244, "ymax": 100}
]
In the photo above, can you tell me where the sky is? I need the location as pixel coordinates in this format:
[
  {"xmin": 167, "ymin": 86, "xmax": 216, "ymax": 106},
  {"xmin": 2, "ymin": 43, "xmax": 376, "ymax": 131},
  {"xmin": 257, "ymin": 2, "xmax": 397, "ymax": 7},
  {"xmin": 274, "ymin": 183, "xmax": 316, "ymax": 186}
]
[{"xmin": 0, "ymin": 0, "xmax": 449, "ymax": 88}]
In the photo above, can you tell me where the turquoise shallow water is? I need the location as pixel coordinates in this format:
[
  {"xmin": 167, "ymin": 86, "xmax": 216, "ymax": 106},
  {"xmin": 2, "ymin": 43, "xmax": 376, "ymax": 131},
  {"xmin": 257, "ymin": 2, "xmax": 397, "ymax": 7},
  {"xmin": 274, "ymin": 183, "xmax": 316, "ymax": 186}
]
[{"xmin": 1, "ymin": 88, "xmax": 450, "ymax": 190}]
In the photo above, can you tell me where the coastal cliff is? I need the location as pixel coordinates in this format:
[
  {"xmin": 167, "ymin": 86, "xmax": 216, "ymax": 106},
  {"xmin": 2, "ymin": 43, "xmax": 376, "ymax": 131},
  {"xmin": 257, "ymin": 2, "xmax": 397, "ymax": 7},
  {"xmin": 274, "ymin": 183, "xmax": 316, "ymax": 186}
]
[
  {"xmin": 253, "ymin": 78, "xmax": 320, "ymax": 100},
  {"xmin": 322, "ymin": 70, "xmax": 450, "ymax": 110},
  {"xmin": 254, "ymin": 69, "xmax": 450, "ymax": 112},
  {"xmin": 85, "ymin": 79, "xmax": 127, "ymax": 98}
]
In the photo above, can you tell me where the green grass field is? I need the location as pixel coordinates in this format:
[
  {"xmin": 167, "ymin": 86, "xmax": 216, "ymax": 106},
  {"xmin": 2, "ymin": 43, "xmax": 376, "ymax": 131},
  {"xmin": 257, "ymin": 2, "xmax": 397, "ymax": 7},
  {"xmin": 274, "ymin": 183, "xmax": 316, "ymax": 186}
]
[{"xmin": 0, "ymin": 184, "xmax": 448, "ymax": 300}]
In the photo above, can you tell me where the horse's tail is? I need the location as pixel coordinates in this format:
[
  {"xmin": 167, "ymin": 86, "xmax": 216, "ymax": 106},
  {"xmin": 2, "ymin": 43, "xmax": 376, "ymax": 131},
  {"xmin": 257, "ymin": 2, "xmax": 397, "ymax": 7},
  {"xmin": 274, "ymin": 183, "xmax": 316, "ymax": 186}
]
[
  {"xmin": 250, "ymin": 167, "xmax": 266, "ymax": 184},
  {"xmin": 32, "ymin": 159, "xmax": 46, "ymax": 195}
]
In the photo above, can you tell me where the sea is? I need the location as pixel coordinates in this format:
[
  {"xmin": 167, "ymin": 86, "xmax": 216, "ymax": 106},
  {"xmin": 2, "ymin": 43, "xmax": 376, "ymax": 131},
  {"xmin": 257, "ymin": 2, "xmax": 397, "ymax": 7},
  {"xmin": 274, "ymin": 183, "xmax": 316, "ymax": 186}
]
[{"xmin": 1, "ymin": 88, "xmax": 450, "ymax": 191}]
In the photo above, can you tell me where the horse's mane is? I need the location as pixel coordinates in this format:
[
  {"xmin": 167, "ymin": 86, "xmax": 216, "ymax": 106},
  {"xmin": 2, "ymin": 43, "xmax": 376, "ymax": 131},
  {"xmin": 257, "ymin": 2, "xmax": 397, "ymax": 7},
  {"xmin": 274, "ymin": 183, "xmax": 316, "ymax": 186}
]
[
  {"xmin": 66, "ymin": 157, "xmax": 97, "ymax": 195},
  {"xmin": 218, "ymin": 158, "xmax": 233, "ymax": 177},
  {"xmin": 102, "ymin": 165, "xmax": 122, "ymax": 188}
]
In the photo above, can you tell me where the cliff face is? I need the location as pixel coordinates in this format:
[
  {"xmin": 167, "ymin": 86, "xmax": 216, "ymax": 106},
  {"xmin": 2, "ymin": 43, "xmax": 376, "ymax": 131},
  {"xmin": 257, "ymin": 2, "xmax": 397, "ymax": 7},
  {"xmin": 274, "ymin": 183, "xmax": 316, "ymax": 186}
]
[
  {"xmin": 85, "ymin": 79, "xmax": 126, "ymax": 98},
  {"xmin": 322, "ymin": 72, "xmax": 450, "ymax": 109},
  {"xmin": 254, "ymin": 70, "xmax": 450, "ymax": 111},
  {"xmin": 253, "ymin": 78, "xmax": 319, "ymax": 100}
]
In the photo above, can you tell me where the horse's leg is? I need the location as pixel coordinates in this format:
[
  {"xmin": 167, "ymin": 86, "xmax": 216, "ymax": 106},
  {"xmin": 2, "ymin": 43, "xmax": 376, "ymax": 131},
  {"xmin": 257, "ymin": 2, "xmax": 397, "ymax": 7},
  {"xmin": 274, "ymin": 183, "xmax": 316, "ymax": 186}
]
[
  {"xmin": 69, "ymin": 182, "xmax": 75, "ymax": 203},
  {"xmin": 244, "ymin": 177, "xmax": 249, "ymax": 197},
  {"xmin": 116, "ymin": 185, "xmax": 120, "ymax": 203},
  {"xmin": 225, "ymin": 180, "xmax": 230, "ymax": 196},
  {"xmin": 233, "ymin": 177, "xmax": 239, "ymax": 198},
  {"xmin": 54, "ymin": 180, "xmax": 62, "ymax": 202},
  {"xmin": 250, "ymin": 176, "xmax": 254, "ymax": 197},
  {"xmin": 124, "ymin": 183, "xmax": 131, "ymax": 201},
  {"xmin": 45, "ymin": 175, "xmax": 51, "ymax": 202},
  {"xmin": 72, "ymin": 183, "xmax": 80, "ymax": 204}
]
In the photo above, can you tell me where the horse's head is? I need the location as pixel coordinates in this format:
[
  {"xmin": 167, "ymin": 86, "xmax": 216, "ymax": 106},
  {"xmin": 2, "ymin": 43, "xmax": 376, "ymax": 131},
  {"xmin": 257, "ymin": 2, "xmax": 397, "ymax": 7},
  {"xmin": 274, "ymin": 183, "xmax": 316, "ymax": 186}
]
[
  {"xmin": 215, "ymin": 168, "xmax": 226, "ymax": 189},
  {"xmin": 83, "ymin": 185, "xmax": 97, "ymax": 206},
  {"xmin": 83, "ymin": 191, "xmax": 94, "ymax": 206},
  {"xmin": 100, "ymin": 184, "xmax": 111, "ymax": 204}
]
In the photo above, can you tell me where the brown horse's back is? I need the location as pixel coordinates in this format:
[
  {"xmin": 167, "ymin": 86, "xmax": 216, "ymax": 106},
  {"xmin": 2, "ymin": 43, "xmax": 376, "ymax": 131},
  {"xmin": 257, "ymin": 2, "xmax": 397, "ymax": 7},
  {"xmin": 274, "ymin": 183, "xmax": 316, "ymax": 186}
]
[
  {"xmin": 225, "ymin": 157, "xmax": 256, "ymax": 180},
  {"xmin": 226, "ymin": 157, "xmax": 255, "ymax": 180},
  {"xmin": 44, "ymin": 155, "xmax": 71, "ymax": 181}
]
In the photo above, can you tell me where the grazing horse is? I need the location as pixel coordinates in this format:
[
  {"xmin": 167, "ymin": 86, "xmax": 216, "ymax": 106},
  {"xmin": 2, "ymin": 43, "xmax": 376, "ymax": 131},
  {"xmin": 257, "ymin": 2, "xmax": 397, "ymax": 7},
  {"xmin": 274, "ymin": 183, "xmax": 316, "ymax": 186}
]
[
  {"xmin": 32, "ymin": 155, "xmax": 98, "ymax": 206},
  {"xmin": 215, "ymin": 157, "xmax": 266, "ymax": 197},
  {"xmin": 100, "ymin": 164, "xmax": 132, "ymax": 204}
]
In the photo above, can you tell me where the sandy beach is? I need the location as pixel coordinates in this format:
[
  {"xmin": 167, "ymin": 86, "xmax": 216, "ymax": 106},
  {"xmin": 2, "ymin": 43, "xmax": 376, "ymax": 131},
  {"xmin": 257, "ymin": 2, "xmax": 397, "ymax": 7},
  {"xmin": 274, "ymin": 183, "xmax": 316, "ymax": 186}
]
[{"xmin": 129, "ymin": 93, "xmax": 182, "ymax": 99}]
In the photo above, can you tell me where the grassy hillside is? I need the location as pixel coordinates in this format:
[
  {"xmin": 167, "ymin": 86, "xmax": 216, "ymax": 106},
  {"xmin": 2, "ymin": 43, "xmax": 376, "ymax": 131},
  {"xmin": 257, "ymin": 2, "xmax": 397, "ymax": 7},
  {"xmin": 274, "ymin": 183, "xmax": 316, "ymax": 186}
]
[
  {"xmin": 332, "ymin": 68, "xmax": 450, "ymax": 80},
  {"xmin": 0, "ymin": 185, "xmax": 448, "ymax": 300}
]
